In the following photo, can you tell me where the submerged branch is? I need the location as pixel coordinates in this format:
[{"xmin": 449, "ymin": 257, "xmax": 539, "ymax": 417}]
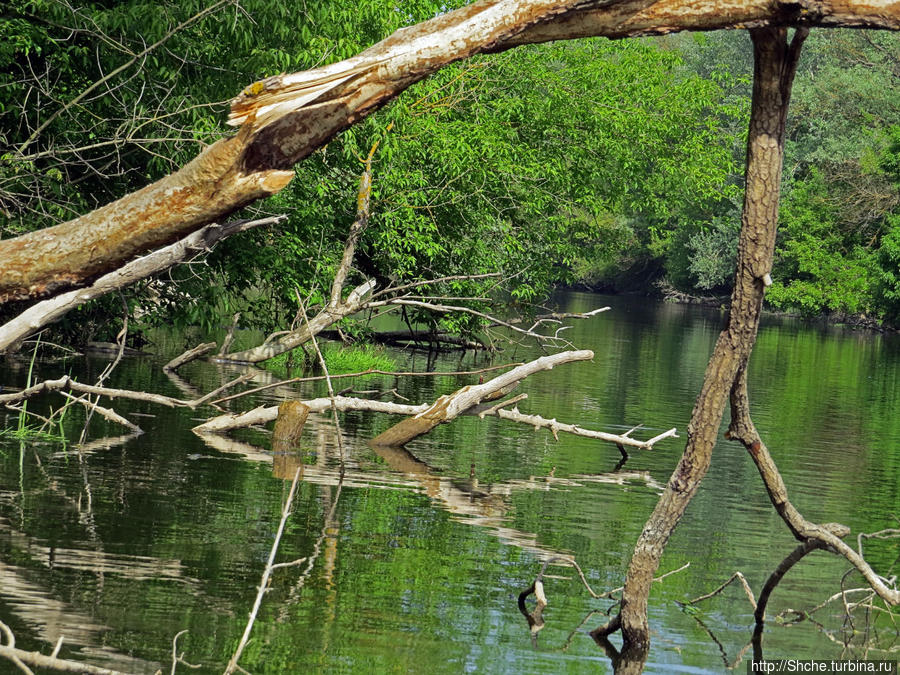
[
  {"xmin": 493, "ymin": 407, "xmax": 677, "ymax": 450},
  {"xmin": 370, "ymin": 350, "xmax": 594, "ymax": 446},
  {"xmin": 727, "ymin": 366, "xmax": 900, "ymax": 606},
  {"xmin": 225, "ymin": 466, "xmax": 303, "ymax": 674}
]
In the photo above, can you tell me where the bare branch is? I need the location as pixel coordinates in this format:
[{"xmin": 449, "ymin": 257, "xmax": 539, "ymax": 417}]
[
  {"xmin": 224, "ymin": 467, "xmax": 303, "ymax": 674},
  {"xmin": 492, "ymin": 407, "xmax": 678, "ymax": 450},
  {"xmin": 0, "ymin": 216, "xmax": 285, "ymax": 353},
  {"xmin": 163, "ymin": 342, "xmax": 218, "ymax": 372},
  {"xmin": 59, "ymin": 391, "xmax": 142, "ymax": 433},
  {"xmin": 370, "ymin": 350, "xmax": 594, "ymax": 446},
  {"xmin": 0, "ymin": 373, "xmax": 250, "ymax": 410},
  {"xmin": 15, "ymin": 0, "xmax": 238, "ymax": 156},
  {"xmin": 684, "ymin": 571, "xmax": 758, "ymax": 609}
]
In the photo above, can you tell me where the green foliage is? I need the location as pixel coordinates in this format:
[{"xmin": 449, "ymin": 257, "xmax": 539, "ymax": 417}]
[
  {"xmin": 873, "ymin": 214, "xmax": 900, "ymax": 322},
  {"xmin": 198, "ymin": 36, "xmax": 740, "ymax": 332},
  {"xmin": 4, "ymin": 2, "xmax": 900, "ymax": 333},
  {"xmin": 872, "ymin": 129, "xmax": 900, "ymax": 322},
  {"xmin": 768, "ymin": 171, "xmax": 876, "ymax": 316},
  {"xmin": 264, "ymin": 343, "xmax": 396, "ymax": 378}
]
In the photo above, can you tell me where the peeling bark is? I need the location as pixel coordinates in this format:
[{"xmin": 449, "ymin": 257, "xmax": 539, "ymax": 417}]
[
  {"xmin": 0, "ymin": 216, "xmax": 283, "ymax": 353},
  {"xmin": 0, "ymin": 128, "xmax": 293, "ymax": 304}
]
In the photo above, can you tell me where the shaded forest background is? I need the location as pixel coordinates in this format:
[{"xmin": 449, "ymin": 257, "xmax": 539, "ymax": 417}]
[{"xmin": 2, "ymin": 0, "xmax": 899, "ymax": 345}]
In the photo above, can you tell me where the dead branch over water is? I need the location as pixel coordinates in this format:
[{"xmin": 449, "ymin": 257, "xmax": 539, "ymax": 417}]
[{"xmin": 192, "ymin": 350, "xmax": 677, "ymax": 454}]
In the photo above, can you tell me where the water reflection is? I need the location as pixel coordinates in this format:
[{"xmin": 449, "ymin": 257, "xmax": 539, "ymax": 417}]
[
  {"xmin": 196, "ymin": 425, "xmax": 662, "ymax": 566},
  {"xmin": 0, "ymin": 292, "xmax": 898, "ymax": 673}
]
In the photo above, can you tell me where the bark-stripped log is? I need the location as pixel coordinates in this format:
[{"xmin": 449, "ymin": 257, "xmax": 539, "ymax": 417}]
[
  {"xmin": 2, "ymin": 0, "xmax": 899, "ymax": 304},
  {"xmin": 370, "ymin": 350, "xmax": 593, "ymax": 445}
]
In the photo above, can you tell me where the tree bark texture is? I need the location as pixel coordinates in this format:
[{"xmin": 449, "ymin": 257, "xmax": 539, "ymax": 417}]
[
  {"xmin": 2, "ymin": 1, "xmax": 898, "ymax": 305},
  {"xmin": 599, "ymin": 26, "xmax": 808, "ymax": 652}
]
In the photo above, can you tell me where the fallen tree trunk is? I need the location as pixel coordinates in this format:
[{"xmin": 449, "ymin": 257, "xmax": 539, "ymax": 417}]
[
  {"xmin": 369, "ymin": 350, "xmax": 593, "ymax": 445},
  {"xmin": 193, "ymin": 350, "xmax": 679, "ymax": 454},
  {"xmin": 192, "ymin": 396, "xmax": 427, "ymax": 434},
  {"xmin": 2, "ymin": 0, "xmax": 898, "ymax": 305}
]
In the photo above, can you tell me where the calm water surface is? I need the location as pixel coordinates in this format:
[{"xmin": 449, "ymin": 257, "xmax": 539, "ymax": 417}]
[{"xmin": 1, "ymin": 292, "xmax": 898, "ymax": 673}]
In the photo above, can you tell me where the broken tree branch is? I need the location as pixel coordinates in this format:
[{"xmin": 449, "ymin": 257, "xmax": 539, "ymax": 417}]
[
  {"xmin": 727, "ymin": 365, "xmax": 900, "ymax": 606},
  {"xmin": 192, "ymin": 397, "xmax": 427, "ymax": 434},
  {"xmin": 221, "ymin": 278, "xmax": 378, "ymax": 363},
  {"xmin": 193, "ymin": 352, "xmax": 677, "ymax": 454},
  {"xmin": 370, "ymin": 350, "xmax": 593, "ymax": 446},
  {"xmin": 58, "ymin": 392, "xmax": 143, "ymax": 433},
  {"xmin": 221, "ymin": 139, "xmax": 382, "ymax": 364},
  {"xmin": 493, "ymin": 407, "xmax": 678, "ymax": 449},
  {"xmin": 684, "ymin": 571, "xmax": 758, "ymax": 610},
  {"xmin": 0, "ymin": 373, "xmax": 251, "ymax": 410},
  {"xmin": 163, "ymin": 341, "xmax": 217, "ymax": 372}
]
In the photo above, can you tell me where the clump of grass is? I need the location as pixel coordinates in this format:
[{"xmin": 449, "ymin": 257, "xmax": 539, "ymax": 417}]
[
  {"xmin": 320, "ymin": 344, "xmax": 396, "ymax": 374},
  {"xmin": 0, "ymin": 336, "xmax": 68, "ymax": 445},
  {"xmin": 0, "ymin": 424, "xmax": 66, "ymax": 443},
  {"xmin": 264, "ymin": 343, "xmax": 396, "ymax": 377}
]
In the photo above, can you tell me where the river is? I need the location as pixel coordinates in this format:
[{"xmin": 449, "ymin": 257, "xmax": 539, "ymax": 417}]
[{"xmin": 1, "ymin": 291, "xmax": 898, "ymax": 673}]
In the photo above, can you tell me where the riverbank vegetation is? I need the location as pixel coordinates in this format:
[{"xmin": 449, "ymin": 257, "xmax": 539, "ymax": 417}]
[{"xmin": 3, "ymin": 2, "xmax": 899, "ymax": 353}]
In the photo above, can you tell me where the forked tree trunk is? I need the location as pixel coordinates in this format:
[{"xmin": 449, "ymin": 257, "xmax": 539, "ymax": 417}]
[{"xmin": 593, "ymin": 26, "xmax": 808, "ymax": 654}]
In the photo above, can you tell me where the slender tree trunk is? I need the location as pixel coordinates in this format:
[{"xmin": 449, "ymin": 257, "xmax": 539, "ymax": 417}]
[{"xmin": 593, "ymin": 26, "xmax": 808, "ymax": 653}]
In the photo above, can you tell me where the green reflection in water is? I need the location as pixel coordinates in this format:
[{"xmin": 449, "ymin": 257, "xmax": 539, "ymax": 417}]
[{"xmin": 0, "ymin": 291, "xmax": 898, "ymax": 673}]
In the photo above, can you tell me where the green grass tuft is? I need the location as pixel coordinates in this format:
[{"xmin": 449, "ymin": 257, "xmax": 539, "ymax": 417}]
[
  {"xmin": 264, "ymin": 343, "xmax": 396, "ymax": 377},
  {"xmin": 0, "ymin": 424, "xmax": 67, "ymax": 443}
]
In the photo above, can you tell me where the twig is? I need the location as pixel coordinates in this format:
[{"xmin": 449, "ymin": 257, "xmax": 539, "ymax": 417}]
[
  {"xmin": 478, "ymin": 393, "xmax": 528, "ymax": 419},
  {"xmin": 170, "ymin": 630, "xmax": 201, "ymax": 673},
  {"xmin": 15, "ymin": 0, "xmax": 238, "ymax": 156},
  {"xmin": 59, "ymin": 392, "xmax": 142, "ymax": 433},
  {"xmin": 368, "ymin": 298, "xmax": 571, "ymax": 343},
  {"xmin": 684, "ymin": 571, "xmax": 757, "ymax": 609},
  {"xmin": 296, "ymin": 289, "xmax": 345, "ymax": 461},
  {"xmin": 218, "ymin": 313, "xmax": 242, "ymax": 356},
  {"xmin": 600, "ymin": 562, "xmax": 691, "ymax": 601},
  {"xmin": 368, "ymin": 272, "xmax": 501, "ymax": 300},
  {"xmin": 858, "ymin": 528, "xmax": 900, "ymax": 558},
  {"xmin": 224, "ymin": 466, "xmax": 303, "ymax": 675},
  {"xmin": 0, "ymin": 373, "xmax": 249, "ymax": 410}
]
